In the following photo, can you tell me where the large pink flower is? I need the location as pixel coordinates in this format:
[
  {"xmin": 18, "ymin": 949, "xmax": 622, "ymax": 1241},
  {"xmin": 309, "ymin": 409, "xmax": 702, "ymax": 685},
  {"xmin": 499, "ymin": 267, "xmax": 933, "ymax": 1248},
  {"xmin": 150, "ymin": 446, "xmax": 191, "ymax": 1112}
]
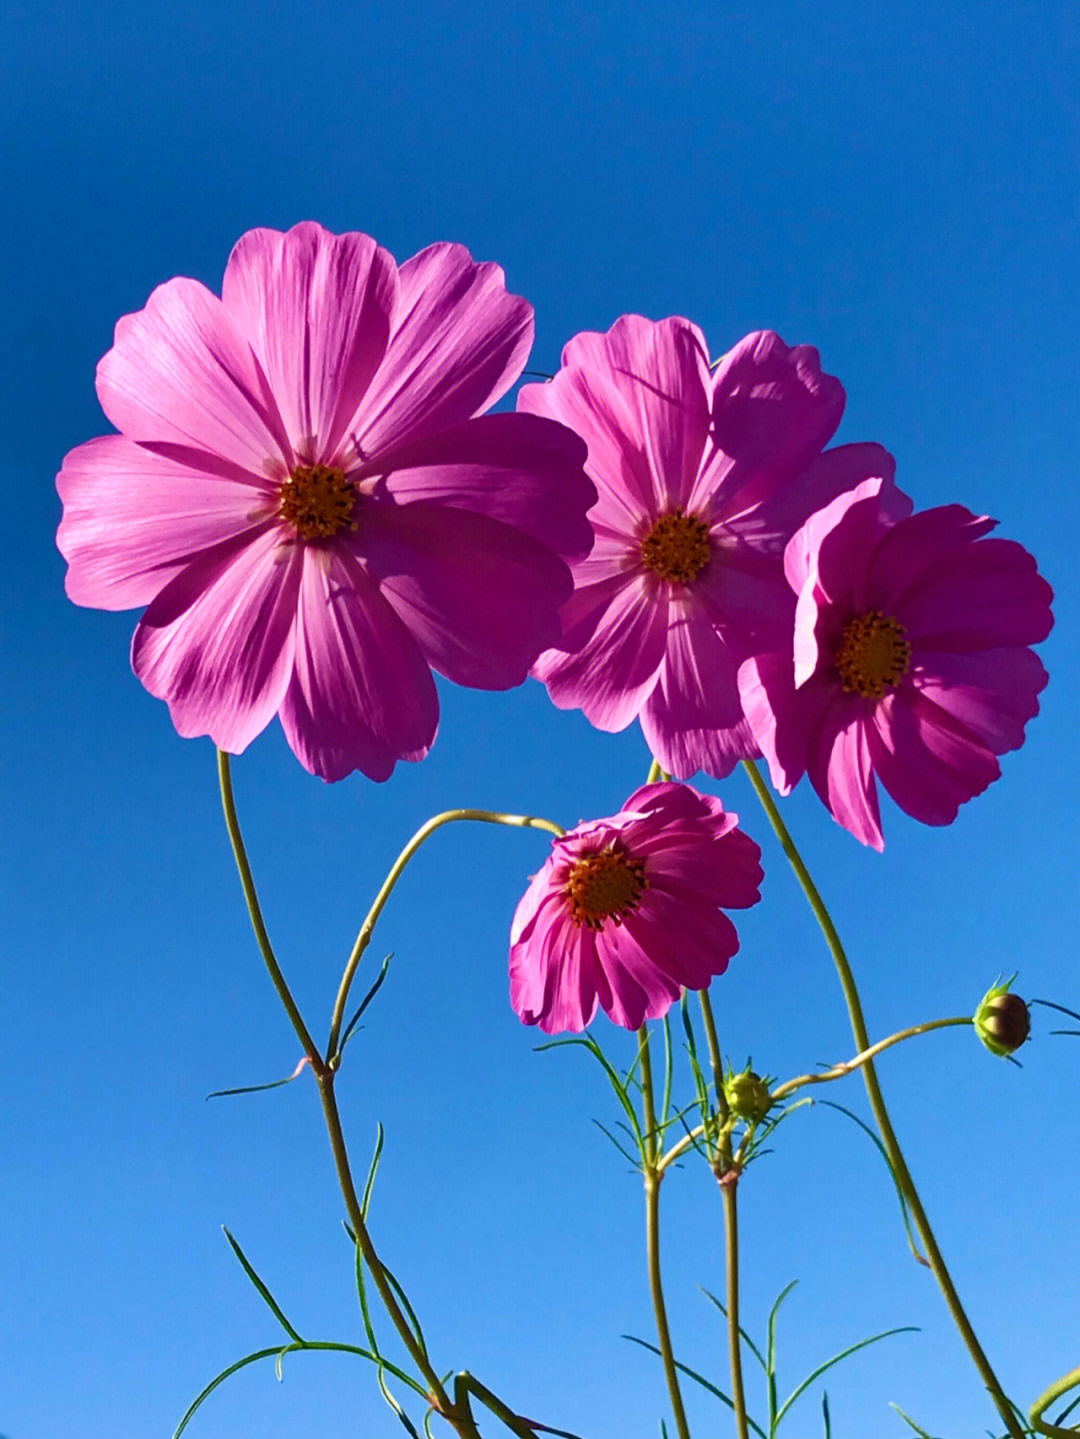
[
  {"xmin": 738, "ymin": 478, "xmax": 1054, "ymax": 848},
  {"xmin": 509, "ymin": 782, "xmax": 763, "ymax": 1034},
  {"xmin": 518, "ymin": 316, "xmax": 894, "ymax": 779},
  {"xmin": 57, "ymin": 223, "xmax": 595, "ymax": 781}
]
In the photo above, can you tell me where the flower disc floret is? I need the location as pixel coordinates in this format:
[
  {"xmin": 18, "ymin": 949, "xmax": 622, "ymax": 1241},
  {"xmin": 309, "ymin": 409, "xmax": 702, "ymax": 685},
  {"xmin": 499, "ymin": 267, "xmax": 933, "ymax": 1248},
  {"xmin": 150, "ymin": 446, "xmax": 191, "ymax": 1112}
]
[
  {"xmin": 509, "ymin": 782, "xmax": 763, "ymax": 1034},
  {"xmin": 56, "ymin": 222, "xmax": 597, "ymax": 781},
  {"xmin": 835, "ymin": 610, "xmax": 911, "ymax": 697},
  {"xmin": 565, "ymin": 847, "xmax": 647, "ymax": 929},
  {"xmin": 640, "ymin": 509, "xmax": 712, "ymax": 584},
  {"xmin": 279, "ymin": 464, "xmax": 357, "ymax": 539}
]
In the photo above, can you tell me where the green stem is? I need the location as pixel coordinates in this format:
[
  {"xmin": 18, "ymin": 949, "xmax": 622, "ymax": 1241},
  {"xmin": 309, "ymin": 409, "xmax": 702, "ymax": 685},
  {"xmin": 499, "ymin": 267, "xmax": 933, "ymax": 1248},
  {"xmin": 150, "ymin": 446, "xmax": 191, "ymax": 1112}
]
[
  {"xmin": 721, "ymin": 1178, "xmax": 750, "ymax": 1439},
  {"xmin": 740, "ymin": 760, "xmax": 1024, "ymax": 1439},
  {"xmin": 217, "ymin": 751, "xmax": 323, "ymax": 1068},
  {"xmin": 639, "ymin": 1026, "xmax": 693, "ymax": 1439},
  {"xmin": 698, "ymin": 989, "xmax": 729, "ymax": 1129},
  {"xmin": 1030, "ymin": 1365, "xmax": 1080, "ymax": 1437},
  {"xmin": 769, "ymin": 1017, "xmax": 972, "ymax": 1101},
  {"xmin": 315, "ymin": 1071, "xmax": 462, "ymax": 1423},
  {"xmin": 327, "ymin": 809, "xmax": 564, "ymax": 1061}
]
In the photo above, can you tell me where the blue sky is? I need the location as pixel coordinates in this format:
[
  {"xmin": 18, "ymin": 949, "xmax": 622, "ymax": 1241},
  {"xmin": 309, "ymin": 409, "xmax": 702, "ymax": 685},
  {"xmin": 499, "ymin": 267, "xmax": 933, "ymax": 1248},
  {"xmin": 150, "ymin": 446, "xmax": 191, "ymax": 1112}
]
[{"xmin": 3, "ymin": 1, "xmax": 1078, "ymax": 1436}]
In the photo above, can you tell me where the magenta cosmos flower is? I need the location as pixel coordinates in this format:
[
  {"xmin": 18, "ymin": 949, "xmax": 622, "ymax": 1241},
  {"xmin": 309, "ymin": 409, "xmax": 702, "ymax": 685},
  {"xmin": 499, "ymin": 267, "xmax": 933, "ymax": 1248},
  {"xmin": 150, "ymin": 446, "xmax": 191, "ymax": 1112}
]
[
  {"xmin": 57, "ymin": 223, "xmax": 595, "ymax": 781},
  {"xmin": 738, "ymin": 477, "xmax": 1053, "ymax": 849},
  {"xmin": 509, "ymin": 782, "xmax": 763, "ymax": 1034},
  {"xmin": 518, "ymin": 315, "xmax": 896, "ymax": 780}
]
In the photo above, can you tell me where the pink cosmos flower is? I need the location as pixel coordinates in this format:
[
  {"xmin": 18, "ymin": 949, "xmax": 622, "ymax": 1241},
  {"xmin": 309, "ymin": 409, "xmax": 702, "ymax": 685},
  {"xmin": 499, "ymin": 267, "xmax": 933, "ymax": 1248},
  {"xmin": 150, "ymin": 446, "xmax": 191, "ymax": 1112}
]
[
  {"xmin": 509, "ymin": 782, "xmax": 763, "ymax": 1034},
  {"xmin": 738, "ymin": 477, "xmax": 1054, "ymax": 849},
  {"xmin": 57, "ymin": 223, "xmax": 595, "ymax": 781},
  {"xmin": 518, "ymin": 316, "xmax": 896, "ymax": 779}
]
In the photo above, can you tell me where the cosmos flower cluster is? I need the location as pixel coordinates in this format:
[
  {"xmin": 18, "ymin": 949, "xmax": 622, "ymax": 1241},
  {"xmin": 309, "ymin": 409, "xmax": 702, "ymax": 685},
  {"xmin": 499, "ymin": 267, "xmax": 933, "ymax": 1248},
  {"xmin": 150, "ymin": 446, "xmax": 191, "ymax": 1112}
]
[{"xmin": 56, "ymin": 223, "xmax": 1053, "ymax": 1032}]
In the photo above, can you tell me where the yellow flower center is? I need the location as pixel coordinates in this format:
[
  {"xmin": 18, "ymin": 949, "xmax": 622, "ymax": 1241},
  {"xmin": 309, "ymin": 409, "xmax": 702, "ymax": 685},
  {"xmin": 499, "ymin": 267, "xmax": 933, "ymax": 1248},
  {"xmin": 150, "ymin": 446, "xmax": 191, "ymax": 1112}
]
[
  {"xmin": 565, "ymin": 847, "xmax": 647, "ymax": 930},
  {"xmin": 834, "ymin": 610, "xmax": 911, "ymax": 698},
  {"xmin": 640, "ymin": 509, "xmax": 712, "ymax": 584},
  {"xmin": 278, "ymin": 464, "xmax": 356, "ymax": 539}
]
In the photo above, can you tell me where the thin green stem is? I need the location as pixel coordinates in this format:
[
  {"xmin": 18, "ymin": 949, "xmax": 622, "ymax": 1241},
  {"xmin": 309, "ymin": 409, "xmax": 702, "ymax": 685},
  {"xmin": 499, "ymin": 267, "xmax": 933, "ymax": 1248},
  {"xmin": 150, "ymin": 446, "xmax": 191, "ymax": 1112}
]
[
  {"xmin": 658, "ymin": 1016, "xmax": 968, "ymax": 1173},
  {"xmin": 639, "ymin": 1026, "xmax": 693, "ymax": 1439},
  {"xmin": 327, "ymin": 809, "xmax": 564, "ymax": 1061},
  {"xmin": 721, "ymin": 1178, "xmax": 750, "ymax": 1439},
  {"xmin": 1030, "ymin": 1364, "xmax": 1080, "ymax": 1437},
  {"xmin": 316, "ymin": 1070, "xmax": 461, "ymax": 1424},
  {"xmin": 741, "ymin": 759, "xmax": 1024, "ymax": 1439},
  {"xmin": 217, "ymin": 751, "xmax": 323, "ymax": 1068},
  {"xmin": 769, "ymin": 1017, "xmax": 972, "ymax": 1101},
  {"xmin": 698, "ymin": 989, "xmax": 729, "ymax": 1128}
]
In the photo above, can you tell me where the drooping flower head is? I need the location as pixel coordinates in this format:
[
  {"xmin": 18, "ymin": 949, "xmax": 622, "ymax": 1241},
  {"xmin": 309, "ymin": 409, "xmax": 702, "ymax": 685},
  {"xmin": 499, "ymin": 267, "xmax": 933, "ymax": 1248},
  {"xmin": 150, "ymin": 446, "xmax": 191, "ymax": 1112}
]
[
  {"xmin": 509, "ymin": 782, "xmax": 763, "ymax": 1034},
  {"xmin": 518, "ymin": 316, "xmax": 897, "ymax": 779},
  {"xmin": 57, "ymin": 223, "xmax": 595, "ymax": 781},
  {"xmin": 738, "ymin": 477, "xmax": 1054, "ymax": 848}
]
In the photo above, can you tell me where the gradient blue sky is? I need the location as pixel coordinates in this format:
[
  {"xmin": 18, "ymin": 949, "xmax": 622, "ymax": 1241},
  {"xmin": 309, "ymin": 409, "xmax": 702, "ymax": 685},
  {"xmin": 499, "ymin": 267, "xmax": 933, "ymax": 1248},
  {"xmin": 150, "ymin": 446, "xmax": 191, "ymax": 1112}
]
[{"xmin": 3, "ymin": 2, "xmax": 1078, "ymax": 1436}]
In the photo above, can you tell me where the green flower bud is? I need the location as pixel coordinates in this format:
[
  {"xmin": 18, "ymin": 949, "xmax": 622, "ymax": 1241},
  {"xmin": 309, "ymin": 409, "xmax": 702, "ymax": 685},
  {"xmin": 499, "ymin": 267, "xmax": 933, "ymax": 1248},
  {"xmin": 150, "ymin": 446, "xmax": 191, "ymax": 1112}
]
[
  {"xmin": 723, "ymin": 1067, "xmax": 773, "ymax": 1124},
  {"xmin": 974, "ymin": 980, "xmax": 1031, "ymax": 1057}
]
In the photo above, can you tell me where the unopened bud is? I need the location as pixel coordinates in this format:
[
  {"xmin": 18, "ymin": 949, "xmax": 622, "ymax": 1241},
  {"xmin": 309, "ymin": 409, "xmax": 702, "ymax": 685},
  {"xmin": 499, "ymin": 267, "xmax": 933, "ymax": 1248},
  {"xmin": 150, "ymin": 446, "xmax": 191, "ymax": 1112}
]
[
  {"xmin": 974, "ymin": 981, "xmax": 1031, "ymax": 1057},
  {"xmin": 723, "ymin": 1067, "xmax": 773, "ymax": 1124}
]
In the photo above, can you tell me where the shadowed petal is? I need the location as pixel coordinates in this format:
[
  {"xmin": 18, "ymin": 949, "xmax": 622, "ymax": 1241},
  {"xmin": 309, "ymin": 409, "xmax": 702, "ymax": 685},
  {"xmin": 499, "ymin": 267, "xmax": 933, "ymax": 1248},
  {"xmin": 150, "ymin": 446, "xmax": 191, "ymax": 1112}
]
[
  {"xmin": 57, "ymin": 435, "xmax": 274, "ymax": 610},
  {"xmin": 132, "ymin": 527, "xmax": 300, "ymax": 753},
  {"xmin": 639, "ymin": 600, "xmax": 756, "ymax": 778},
  {"xmin": 533, "ymin": 573, "xmax": 668, "ymax": 731},
  {"xmin": 623, "ymin": 894, "xmax": 740, "ymax": 991},
  {"xmin": 520, "ymin": 315, "xmax": 712, "ymax": 517},
  {"xmin": 374, "ymin": 411, "xmax": 595, "ymax": 560},
  {"xmin": 689, "ymin": 330, "xmax": 845, "ymax": 515},
  {"xmin": 869, "ymin": 690, "xmax": 1000, "ymax": 826},
  {"xmin": 356, "ymin": 243, "xmax": 534, "ymax": 454},
  {"xmin": 912, "ymin": 648, "xmax": 1048, "ymax": 753},
  {"xmin": 898, "ymin": 537, "xmax": 1055, "ymax": 651},
  {"xmin": 279, "ymin": 547, "xmax": 438, "ymax": 782},
  {"xmin": 808, "ymin": 705, "xmax": 884, "ymax": 850},
  {"xmin": 357, "ymin": 500, "xmax": 572, "ymax": 689},
  {"xmin": 221, "ymin": 223, "xmax": 398, "ymax": 461},
  {"xmin": 97, "ymin": 277, "xmax": 289, "ymax": 475}
]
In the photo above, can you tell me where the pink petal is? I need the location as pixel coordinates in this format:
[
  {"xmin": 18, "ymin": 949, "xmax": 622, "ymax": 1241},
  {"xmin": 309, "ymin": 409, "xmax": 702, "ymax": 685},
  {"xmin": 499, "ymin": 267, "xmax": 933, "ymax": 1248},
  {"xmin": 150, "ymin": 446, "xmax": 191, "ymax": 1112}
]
[
  {"xmin": 221, "ymin": 223, "xmax": 398, "ymax": 463},
  {"xmin": 807, "ymin": 705, "xmax": 884, "ymax": 849},
  {"xmin": 622, "ymin": 893, "xmax": 739, "ymax": 992},
  {"xmin": 57, "ymin": 435, "xmax": 273, "ymax": 610},
  {"xmin": 131, "ymin": 527, "xmax": 300, "ymax": 753},
  {"xmin": 729, "ymin": 443, "xmax": 898, "ymax": 549},
  {"xmin": 511, "ymin": 907, "xmax": 603, "ymax": 1033},
  {"xmin": 519, "ymin": 315, "xmax": 712, "ymax": 518},
  {"xmin": 785, "ymin": 476, "xmax": 912, "ymax": 595},
  {"xmin": 532, "ymin": 573, "xmax": 668, "ymax": 731},
  {"xmin": 869, "ymin": 690, "xmax": 1001, "ymax": 827},
  {"xmin": 688, "ymin": 330, "xmax": 845, "ymax": 516},
  {"xmin": 896, "ymin": 537, "xmax": 1055, "ymax": 651},
  {"xmin": 279, "ymin": 546, "xmax": 438, "ymax": 782},
  {"xmin": 355, "ymin": 243, "xmax": 534, "ymax": 455},
  {"xmin": 912, "ymin": 647, "xmax": 1048, "ymax": 754},
  {"xmin": 597, "ymin": 928, "xmax": 681, "ymax": 1029},
  {"xmin": 373, "ymin": 411, "xmax": 596, "ymax": 560},
  {"xmin": 97, "ymin": 277, "xmax": 289, "ymax": 477},
  {"xmin": 357, "ymin": 499, "xmax": 572, "ymax": 689},
  {"xmin": 638, "ymin": 599, "xmax": 756, "ymax": 779}
]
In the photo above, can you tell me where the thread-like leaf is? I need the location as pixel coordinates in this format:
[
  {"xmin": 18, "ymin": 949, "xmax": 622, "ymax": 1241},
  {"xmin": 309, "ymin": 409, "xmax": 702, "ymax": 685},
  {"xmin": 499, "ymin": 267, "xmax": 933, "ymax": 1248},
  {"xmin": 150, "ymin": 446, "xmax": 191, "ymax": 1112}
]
[
  {"xmin": 361, "ymin": 1123, "xmax": 386, "ymax": 1221},
  {"xmin": 223, "ymin": 1228, "xmax": 302, "ymax": 1342},
  {"xmin": 206, "ymin": 1056, "xmax": 311, "ymax": 1100},
  {"xmin": 816, "ymin": 1100, "xmax": 927, "ymax": 1264},
  {"xmin": 623, "ymin": 1335, "xmax": 768, "ymax": 1439},
  {"xmin": 339, "ymin": 953, "xmax": 394, "ymax": 1054},
  {"xmin": 776, "ymin": 1326, "xmax": 918, "ymax": 1424},
  {"xmin": 698, "ymin": 1286, "xmax": 767, "ymax": 1372},
  {"xmin": 822, "ymin": 1392, "xmax": 831, "ymax": 1439},
  {"xmin": 890, "ymin": 1402, "xmax": 944, "ymax": 1438}
]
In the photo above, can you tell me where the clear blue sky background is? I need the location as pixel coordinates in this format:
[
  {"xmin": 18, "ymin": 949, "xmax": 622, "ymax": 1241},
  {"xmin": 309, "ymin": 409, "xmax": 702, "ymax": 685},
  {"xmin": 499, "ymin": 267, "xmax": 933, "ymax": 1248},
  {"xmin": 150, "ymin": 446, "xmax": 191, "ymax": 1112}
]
[{"xmin": 2, "ymin": 2, "xmax": 1078, "ymax": 1436}]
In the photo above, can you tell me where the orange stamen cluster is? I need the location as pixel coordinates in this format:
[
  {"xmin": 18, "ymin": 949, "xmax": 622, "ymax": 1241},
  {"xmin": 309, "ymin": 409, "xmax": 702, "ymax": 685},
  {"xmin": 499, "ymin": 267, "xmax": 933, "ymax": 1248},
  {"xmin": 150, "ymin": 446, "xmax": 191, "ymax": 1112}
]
[
  {"xmin": 565, "ymin": 847, "xmax": 647, "ymax": 930},
  {"xmin": 640, "ymin": 509, "xmax": 712, "ymax": 584},
  {"xmin": 278, "ymin": 464, "xmax": 356, "ymax": 539},
  {"xmin": 834, "ymin": 610, "xmax": 912, "ymax": 697}
]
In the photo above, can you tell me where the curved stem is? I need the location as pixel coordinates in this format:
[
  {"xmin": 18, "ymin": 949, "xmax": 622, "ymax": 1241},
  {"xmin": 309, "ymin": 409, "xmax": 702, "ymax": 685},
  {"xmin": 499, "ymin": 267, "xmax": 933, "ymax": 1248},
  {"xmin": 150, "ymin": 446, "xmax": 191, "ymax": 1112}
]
[
  {"xmin": 741, "ymin": 760, "xmax": 1024, "ymax": 1439},
  {"xmin": 1030, "ymin": 1365, "xmax": 1080, "ymax": 1437},
  {"xmin": 639, "ymin": 1026, "xmax": 693, "ymax": 1439},
  {"xmin": 218, "ymin": 751, "xmax": 323, "ymax": 1069},
  {"xmin": 770, "ymin": 1017, "xmax": 972, "ymax": 1101},
  {"xmin": 721, "ymin": 1178, "xmax": 750, "ymax": 1439},
  {"xmin": 327, "ymin": 809, "xmax": 564, "ymax": 1061}
]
